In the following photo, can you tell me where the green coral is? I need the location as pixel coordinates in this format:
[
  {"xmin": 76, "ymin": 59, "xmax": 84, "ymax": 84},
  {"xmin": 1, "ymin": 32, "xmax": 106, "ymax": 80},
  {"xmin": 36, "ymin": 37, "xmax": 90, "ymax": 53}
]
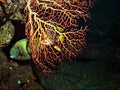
[
  {"xmin": 58, "ymin": 34, "xmax": 65, "ymax": 43},
  {"xmin": 56, "ymin": 25, "xmax": 65, "ymax": 43},
  {"xmin": 56, "ymin": 25, "xmax": 63, "ymax": 32}
]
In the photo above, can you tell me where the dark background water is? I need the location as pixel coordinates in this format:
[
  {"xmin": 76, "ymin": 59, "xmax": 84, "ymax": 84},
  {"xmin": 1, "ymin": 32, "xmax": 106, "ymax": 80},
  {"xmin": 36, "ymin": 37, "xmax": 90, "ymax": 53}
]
[
  {"xmin": 93, "ymin": 0, "xmax": 120, "ymax": 15},
  {"xmin": 88, "ymin": 0, "xmax": 120, "ymax": 46}
]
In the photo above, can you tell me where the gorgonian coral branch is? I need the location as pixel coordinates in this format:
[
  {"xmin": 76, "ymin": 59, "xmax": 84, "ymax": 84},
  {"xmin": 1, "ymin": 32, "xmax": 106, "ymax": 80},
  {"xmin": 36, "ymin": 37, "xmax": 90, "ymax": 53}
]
[{"xmin": 24, "ymin": 0, "xmax": 94, "ymax": 73}]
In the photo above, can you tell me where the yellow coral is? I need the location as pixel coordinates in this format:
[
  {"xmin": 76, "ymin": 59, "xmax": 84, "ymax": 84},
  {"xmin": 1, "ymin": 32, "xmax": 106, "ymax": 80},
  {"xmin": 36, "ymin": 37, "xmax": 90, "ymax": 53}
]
[{"xmin": 54, "ymin": 45, "xmax": 61, "ymax": 52}]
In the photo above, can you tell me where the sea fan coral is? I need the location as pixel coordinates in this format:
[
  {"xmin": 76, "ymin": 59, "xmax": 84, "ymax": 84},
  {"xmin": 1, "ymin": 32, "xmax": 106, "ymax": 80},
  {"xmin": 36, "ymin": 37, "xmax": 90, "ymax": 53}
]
[{"xmin": 24, "ymin": 0, "xmax": 94, "ymax": 73}]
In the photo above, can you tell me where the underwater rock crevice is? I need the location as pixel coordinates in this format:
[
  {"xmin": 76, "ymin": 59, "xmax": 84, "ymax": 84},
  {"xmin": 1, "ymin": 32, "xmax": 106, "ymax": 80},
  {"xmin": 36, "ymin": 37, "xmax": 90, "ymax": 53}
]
[{"xmin": 3, "ymin": 20, "xmax": 26, "ymax": 60}]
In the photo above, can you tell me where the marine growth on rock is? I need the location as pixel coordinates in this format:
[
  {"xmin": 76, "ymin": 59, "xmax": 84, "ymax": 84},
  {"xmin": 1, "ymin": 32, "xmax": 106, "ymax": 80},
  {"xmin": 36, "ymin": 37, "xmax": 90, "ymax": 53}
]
[{"xmin": 0, "ymin": 21, "xmax": 14, "ymax": 47}]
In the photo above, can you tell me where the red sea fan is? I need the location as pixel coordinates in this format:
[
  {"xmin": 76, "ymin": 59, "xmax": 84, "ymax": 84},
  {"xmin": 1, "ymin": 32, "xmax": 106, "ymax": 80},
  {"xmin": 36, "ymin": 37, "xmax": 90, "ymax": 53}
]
[{"xmin": 24, "ymin": 0, "xmax": 95, "ymax": 74}]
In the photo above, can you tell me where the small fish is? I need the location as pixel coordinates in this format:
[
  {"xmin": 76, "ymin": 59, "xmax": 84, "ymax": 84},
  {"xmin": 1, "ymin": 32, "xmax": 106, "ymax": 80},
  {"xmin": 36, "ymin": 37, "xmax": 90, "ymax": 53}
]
[{"xmin": 10, "ymin": 38, "xmax": 31, "ymax": 60}]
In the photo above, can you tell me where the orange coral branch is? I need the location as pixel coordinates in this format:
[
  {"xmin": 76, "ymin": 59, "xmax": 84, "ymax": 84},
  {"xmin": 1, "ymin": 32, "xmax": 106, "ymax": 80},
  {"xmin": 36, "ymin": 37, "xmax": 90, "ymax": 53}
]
[
  {"xmin": 0, "ymin": 0, "xmax": 6, "ymax": 3},
  {"xmin": 24, "ymin": 0, "xmax": 94, "ymax": 74}
]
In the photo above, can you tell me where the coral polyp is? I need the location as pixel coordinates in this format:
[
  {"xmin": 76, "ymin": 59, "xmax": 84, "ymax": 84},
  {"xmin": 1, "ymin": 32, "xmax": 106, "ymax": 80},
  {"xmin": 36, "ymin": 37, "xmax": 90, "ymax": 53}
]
[{"xmin": 24, "ymin": 0, "xmax": 94, "ymax": 73}]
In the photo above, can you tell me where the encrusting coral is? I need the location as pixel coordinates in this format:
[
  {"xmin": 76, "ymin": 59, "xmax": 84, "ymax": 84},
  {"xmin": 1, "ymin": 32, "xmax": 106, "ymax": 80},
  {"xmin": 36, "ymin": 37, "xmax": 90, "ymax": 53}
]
[
  {"xmin": 0, "ymin": 21, "xmax": 14, "ymax": 47},
  {"xmin": 0, "ymin": 0, "xmax": 24, "ymax": 48}
]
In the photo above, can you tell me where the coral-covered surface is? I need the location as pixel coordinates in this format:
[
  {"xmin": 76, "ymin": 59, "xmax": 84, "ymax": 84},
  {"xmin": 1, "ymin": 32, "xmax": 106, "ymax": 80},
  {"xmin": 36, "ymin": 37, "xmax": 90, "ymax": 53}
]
[
  {"xmin": 0, "ymin": 52, "xmax": 44, "ymax": 90},
  {"xmin": 0, "ymin": 21, "xmax": 14, "ymax": 47}
]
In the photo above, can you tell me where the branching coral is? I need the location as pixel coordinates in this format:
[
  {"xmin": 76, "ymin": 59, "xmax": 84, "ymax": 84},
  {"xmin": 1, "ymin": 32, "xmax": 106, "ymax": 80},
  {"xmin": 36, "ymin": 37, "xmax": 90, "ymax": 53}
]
[{"xmin": 24, "ymin": 0, "xmax": 94, "ymax": 73}]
